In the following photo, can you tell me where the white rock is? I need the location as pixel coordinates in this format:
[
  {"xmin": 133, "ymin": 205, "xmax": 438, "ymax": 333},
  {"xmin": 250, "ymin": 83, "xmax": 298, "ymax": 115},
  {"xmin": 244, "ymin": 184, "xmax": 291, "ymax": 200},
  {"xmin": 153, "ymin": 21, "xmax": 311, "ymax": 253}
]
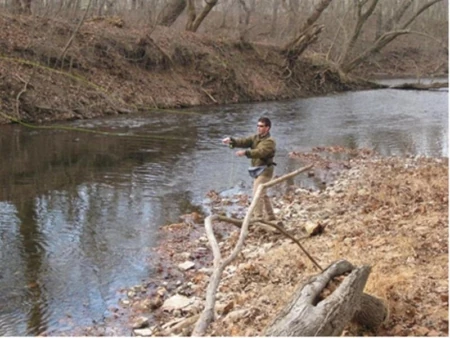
[
  {"xmin": 224, "ymin": 265, "xmax": 237, "ymax": 274},
  {"xmin": 132, "ymin": 316, "xmax": 149, "ymax": 329},
  {"xmin": 224, "ymin": 309, "xmax": 250, "ymax": 323},
  {"xmin": 262, "ymin": 242, "xmax": 273, "ymax": 250},
  {"xmin": 179, "ymin": 252, "xmax": 191, "ymax": 259},
  {"xmin": 162, "ymin": 294, "xmax": 194, "ymax": 311},
  {"xmin": 358, "ymin": 188, "xmax": 369, "ymax": 196},
  {"xmin": 178, "ymin": 261, "xmax": 195, "ymax": 271},
  {"xmin": 156, "ymin": 287, "xmax": 167, "ymax": 297},
  {"xmin": 133, "ymin": 328, "xmax": 153, "ymax": 336},
  {"xmin": 198, "ymin": 267, "xmax": 213, "ymax": 275}
]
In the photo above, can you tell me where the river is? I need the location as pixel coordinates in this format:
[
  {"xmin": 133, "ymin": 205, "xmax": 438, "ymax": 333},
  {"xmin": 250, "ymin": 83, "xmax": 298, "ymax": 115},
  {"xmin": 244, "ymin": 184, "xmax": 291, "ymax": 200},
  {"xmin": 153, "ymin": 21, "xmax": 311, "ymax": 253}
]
[{"xmin": 0, "ymin": 82, "xmax": 447, "ymax": 335}]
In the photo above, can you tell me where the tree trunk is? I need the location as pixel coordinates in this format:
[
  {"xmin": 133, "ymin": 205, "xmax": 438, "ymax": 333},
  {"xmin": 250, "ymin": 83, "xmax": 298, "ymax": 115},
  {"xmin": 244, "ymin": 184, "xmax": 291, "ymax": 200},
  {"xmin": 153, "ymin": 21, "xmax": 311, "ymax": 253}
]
[
  {"xmin": 238, "ymin": 0, "xmax": 251, "ymax": 26},
  {"xmin": 282, "ymin": 0, "xmax": 332, "ymax": 65},
  {"xmin": 265, "ymin": 260, "xmax": 387, "ymax": 336},
  {"xmin": 381, "ymin": 0, "xmax": 413, "ymax": 32},
  {"xmin": 185, "ymin": 0, "xmax": 218, "ymax": 32},
  {"xmin": 287, "ymin": 0, "xmax": 299, "ymax": 33},
  {"xmin": 296, "ymin": 0, "xmax": 332, "ymax": 36},
  {"xmin": 375, "ymin": 2, "xmax": 383, "ymax": 40},
  {"xmin": 270, "ymin": 1, "xmax": 279, "ymax": 37},
  {"xmin": 282, "ymin": 24, "xmax": 324, "ymax": 71},
  {"xmin": 338, "ymin": 0, "xmax": 379, "ymax": 65},
  {"xmin": 185, "ymin": 0, "xmax": 196, "ymax": 31},
  {"xmin": 12, "ymin": 0, "xmax": 22, "ymax": 13},
  {"xmin": 157, "ymin": 0, "xmax": 186, "ymax": 27},
  {"xmin": 21, "ymin": 0, "xmax": 31, "ymax": 14},
  {"xmin": 339, "ymin": 0, "xmax": 443, "ymax": 74}
]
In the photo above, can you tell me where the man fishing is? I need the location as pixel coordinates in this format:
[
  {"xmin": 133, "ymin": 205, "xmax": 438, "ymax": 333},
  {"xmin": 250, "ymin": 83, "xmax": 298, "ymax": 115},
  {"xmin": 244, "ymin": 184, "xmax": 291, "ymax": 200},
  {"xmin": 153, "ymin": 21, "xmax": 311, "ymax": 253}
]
[{"xmin": 222, "ymin": 117, "xmax": 276, "ymax": 221}]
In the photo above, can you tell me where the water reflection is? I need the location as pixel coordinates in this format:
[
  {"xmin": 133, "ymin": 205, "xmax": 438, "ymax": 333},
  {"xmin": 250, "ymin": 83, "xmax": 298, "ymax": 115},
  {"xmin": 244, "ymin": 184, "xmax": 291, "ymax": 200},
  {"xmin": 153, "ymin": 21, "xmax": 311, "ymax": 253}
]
[{"xmin": 0, "ymin": 85, "xmax": 447, "ymax": 335}]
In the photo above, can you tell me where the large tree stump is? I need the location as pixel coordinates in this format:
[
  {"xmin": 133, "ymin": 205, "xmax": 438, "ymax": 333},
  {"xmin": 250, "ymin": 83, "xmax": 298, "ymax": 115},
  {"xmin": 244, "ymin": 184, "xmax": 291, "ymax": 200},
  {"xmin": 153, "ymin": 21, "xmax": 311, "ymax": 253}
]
[{"xmin": 265, "ymin": 260, "xmax": 387, "ymax": 336}]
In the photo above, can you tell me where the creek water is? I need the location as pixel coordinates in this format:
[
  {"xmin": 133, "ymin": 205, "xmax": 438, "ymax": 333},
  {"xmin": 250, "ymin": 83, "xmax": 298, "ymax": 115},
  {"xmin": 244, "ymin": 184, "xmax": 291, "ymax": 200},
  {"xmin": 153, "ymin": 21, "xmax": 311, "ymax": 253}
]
[{"xmin": 0, "ymin": 82, "xmax": 447, "ymax": 335}]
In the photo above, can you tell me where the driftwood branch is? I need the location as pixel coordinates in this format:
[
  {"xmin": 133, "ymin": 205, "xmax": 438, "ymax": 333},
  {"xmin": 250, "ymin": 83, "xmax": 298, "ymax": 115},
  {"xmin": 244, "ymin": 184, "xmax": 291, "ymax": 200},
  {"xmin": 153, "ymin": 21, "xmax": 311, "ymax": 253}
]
[
  {"xmin": 265, "ymin": 259, "xmax": 387, "ymax": 336},
  {"xmin": 192, "ymin": 164, "xmax": 313, "ymax": 336},
  {"xmin": 217, "ymin": 215, "xmax": 322, "ymax": 271},
  {"xmin": 15, "ymin": 73, "xmax": 33, "ymax": 118}
]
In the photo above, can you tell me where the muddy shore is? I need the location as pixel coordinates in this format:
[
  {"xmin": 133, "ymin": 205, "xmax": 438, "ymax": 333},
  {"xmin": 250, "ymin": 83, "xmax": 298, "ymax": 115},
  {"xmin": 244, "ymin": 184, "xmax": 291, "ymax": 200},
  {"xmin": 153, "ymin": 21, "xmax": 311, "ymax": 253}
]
[{"xmin": 67, "ymin": 148, "xmax": 448, "ymax": 337}]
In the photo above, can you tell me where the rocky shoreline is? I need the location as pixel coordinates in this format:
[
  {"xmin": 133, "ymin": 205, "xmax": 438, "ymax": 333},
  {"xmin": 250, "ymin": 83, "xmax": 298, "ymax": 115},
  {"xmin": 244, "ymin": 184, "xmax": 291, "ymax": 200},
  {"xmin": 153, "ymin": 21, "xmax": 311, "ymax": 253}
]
[{"xmin": 74, "ymin": 148, "xmax": 447, "ymax": 337}]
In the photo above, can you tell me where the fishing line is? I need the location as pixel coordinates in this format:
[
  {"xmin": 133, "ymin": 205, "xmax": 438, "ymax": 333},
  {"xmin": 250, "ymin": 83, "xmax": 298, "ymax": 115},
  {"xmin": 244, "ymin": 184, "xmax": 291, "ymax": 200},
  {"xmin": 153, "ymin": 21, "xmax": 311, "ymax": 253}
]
[
  {"xmin": 227, "ymin": 147, "xmax": 236, "ymax": 188},
  {"xmin": 0, "ymin": 110, "xmax": 187, "ymax": 141}
]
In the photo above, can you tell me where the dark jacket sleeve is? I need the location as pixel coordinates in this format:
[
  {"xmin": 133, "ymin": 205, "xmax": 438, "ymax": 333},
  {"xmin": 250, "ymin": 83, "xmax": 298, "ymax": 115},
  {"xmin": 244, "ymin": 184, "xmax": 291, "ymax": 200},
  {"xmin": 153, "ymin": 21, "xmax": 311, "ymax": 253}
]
[{"xmin": 230, "ymin": 135, "xmax": 254, "ymax": 149}]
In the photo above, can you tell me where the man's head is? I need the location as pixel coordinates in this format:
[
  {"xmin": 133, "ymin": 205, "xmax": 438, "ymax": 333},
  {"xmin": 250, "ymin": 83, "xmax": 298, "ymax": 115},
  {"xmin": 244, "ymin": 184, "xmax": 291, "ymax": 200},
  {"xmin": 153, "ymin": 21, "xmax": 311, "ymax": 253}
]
[{"xmin": 257, "ymin": 117, "xmax": 271, "ymax": 137}]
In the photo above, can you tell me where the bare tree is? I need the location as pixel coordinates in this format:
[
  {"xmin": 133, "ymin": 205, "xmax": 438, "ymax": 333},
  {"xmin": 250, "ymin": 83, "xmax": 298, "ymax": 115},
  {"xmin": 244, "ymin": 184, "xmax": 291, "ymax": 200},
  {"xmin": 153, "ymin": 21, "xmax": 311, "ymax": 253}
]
[
  {"xmin": 270, "ymin": 1, "xmax": 280, "ymax": 37},
  {"xmin": 338, "ymin": 0, "xmax": 379, "ymax": 66},
  {"xmin": 282, "ymin": 0, "xmax": 333, "ymax": 68},
  {"xmin": 185, "ymin": 0, "xmax": 219, "ymax": 32},
  {"xmin": 237, "ymin": 0, "xmax": 251, "ymax": 26},
  {"xmin": 287, "ymin": 0, "xmax": 300, "ymax": 33},
  {"xmin": 339, "ymin": 0, "xmax": 444, "ymax": 74},
  {"xmin": 157, "ymin": 0, "xmax": 186, "ymax": 27},
  {"xmin": 236, "ymin": 0, "xmax": 257, "ymax": 41},
  {"xmin": 22, "ymin": 0, "xmax": 31, "ymax": 14},
  {"xmin": 12, "ymin": 0, "xmax": 32, "ymax": 14}
]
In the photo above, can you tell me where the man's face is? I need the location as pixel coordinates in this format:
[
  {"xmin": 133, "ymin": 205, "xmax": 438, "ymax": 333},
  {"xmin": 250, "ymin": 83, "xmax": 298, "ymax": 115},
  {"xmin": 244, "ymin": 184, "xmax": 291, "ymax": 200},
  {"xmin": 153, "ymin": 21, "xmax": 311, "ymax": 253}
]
[{"xmin": 257, "ymin": 122, "xmax": 269, "ymax": 136}]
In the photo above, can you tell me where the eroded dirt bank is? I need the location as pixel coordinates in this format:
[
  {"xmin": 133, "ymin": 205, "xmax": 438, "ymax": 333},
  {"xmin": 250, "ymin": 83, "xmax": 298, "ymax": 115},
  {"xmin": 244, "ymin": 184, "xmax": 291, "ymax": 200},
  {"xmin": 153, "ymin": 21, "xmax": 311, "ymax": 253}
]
[
  {"xmin": 1, "ymin": 13, "xmax": 386, "ymax": 125},
  {"xmin": 74, "ymin": 149, "xmax": 448, "ymax": 337}
]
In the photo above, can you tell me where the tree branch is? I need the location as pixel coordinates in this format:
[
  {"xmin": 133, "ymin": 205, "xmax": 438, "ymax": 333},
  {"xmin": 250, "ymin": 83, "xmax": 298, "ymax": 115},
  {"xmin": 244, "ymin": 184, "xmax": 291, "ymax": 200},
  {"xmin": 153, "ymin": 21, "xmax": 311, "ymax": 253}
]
[
  {"xmin": 186, "ymin": 0, "xmax": 218, "ymax": 32},
  {"xmin": 59, "ymin": 0, "xmax": 92, "ymax": 64},
  {"xmin": 401, "ymin": 0, "xmax": 443, "ymax": 29}
]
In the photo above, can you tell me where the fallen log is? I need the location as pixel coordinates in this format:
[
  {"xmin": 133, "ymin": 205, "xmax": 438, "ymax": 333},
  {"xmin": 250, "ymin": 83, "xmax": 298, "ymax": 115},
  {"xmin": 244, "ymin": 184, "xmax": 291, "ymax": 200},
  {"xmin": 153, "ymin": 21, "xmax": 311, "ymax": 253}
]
[
  {"xmin": 391, "ymin": 82, "xmax": 448, "ymax": 90},
  {"xmin": 265, "ymin": 260, "xmax": 387, "ymax": 336}
]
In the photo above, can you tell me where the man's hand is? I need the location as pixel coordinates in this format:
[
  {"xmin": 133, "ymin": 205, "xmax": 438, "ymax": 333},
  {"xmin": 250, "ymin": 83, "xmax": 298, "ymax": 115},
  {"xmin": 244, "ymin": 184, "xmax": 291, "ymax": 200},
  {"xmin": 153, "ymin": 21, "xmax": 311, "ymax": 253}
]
[
  {"xmin": 236, "ymin": 150, "xmax": 246, "ymax": 157},
  {"xmin": 222, "ymin": 137, "xmax": 231, "ymax": 145}
]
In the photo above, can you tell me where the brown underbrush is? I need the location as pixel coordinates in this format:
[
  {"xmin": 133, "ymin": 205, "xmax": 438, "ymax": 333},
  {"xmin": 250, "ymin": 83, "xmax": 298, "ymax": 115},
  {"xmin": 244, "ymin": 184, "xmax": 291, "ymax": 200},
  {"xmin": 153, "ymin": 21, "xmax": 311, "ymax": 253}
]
[{"xmin": 0, "ymin": 13, "xmax": 392, "ymax": 125}]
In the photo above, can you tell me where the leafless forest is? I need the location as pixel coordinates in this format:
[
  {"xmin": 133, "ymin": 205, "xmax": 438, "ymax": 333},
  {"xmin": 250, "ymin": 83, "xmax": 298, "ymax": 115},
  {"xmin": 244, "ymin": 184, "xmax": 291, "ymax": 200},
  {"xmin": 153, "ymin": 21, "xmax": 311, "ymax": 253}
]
[{"xmin": 1, "ymin": 0, "xmax": 448, "ymax": 75}]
